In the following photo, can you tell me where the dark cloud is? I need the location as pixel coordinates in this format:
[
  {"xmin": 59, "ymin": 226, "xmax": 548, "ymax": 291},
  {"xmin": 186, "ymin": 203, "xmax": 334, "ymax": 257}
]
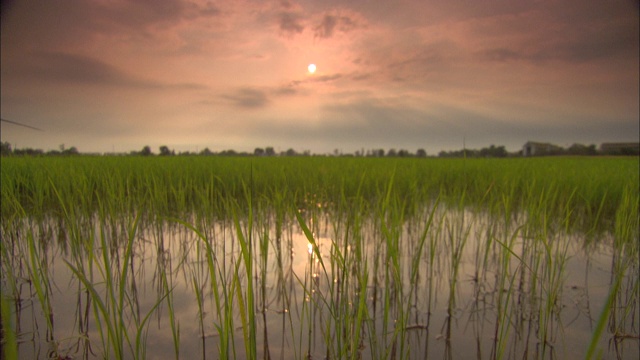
[
  {"xmin": 26, "ymin": 52, "xmax": 154, "ymax": 87},
  {"xmin": 232, "ymin": 78, "xmax": 344, "ymax": 104},
  {"xmin": 368, "ymin": 40, "xmax": 460, "ymax": 85},
  {"xmin": 471, "ymin": 1, "xmax": 638, "ymax": 65},
  {"xmin": 314, "ymin": 14, "xmax": 359, "ymax": 39},
  {"xmin": 279, "ymin": 1, "xmax": 295, "ymax": 10},
  {"xmin": 479, "ymin": 24, "xmax": 637, "ymax": 65},
  {"xmin": 11, "ymin": 52, "xmax": 206, "ymax": 90},
  {"xmin": 95, "ymin": 0, "xmax": 221, "ymax": 31},
  {"xmin": 390, "ymin": 44, "xmax": 453, "ymax": 69},
  {"xmin": 480, "ymin": 48, "xmax": 523, "ymax": 62},
  {"xmin": 289, "ymin": 73, "xmax": 343, "ymax": 87},
  {"xmin": 0, "ymin": 0, "xmax": 221, "ymax": 53},
  {"xmin": 313, "ymin": 74, "xmax": 343, "ymax": 83},
  {"xmin": 315, "ymin": 15, "xmax": 338, "ymax": 38},
  {"xmin": 222, "ymin": 88, "xmax": 270, "ymax": 109},
  {"xmin": 273, "ymin": 85, "xmax": 298, "ymax": 96},
  {"xmin": 278, "ymin": 12, "xmax": 304, "ymax": 35},
  {"xmin": 541, "ymin": 25, "xmax": 638, "ymax": 63}
]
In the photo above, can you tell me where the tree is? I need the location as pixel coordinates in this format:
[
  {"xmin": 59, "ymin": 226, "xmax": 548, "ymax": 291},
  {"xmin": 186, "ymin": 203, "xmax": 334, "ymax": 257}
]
[
  {"xmin": 567, "ymin": 143, "xmax": 597, "ymax": 156},
  {"xmin": 265, "ymin": 147, "xmax": 275, "ymax": 156},
  {"xmin": 14, "ymin": 148, "xmax": 43, "ymax": 156},
  {"xmin": 140, "ymin": 146, "xmax": 152, "ymax": 156},
  {"xmin": 63, "ymin": 146, "xmax": 79, "ymax": 155},
  {"xmin": 416, "ymin": 148, "xmax": 427, "ymax": 157},
  {"xmin": 159, "ymin": 145, "xmax": 173, "ymax": 156},
  {"xmin": 479, "ymin": 144, "xmax": 507, "ymax": 158},
  {"xmin": 254, "ymin": 147, "xmax": 265, "ymax": 156},
  {"xmin": 1, "ymin": 142, "xmax": 12, "ymax": 156}
]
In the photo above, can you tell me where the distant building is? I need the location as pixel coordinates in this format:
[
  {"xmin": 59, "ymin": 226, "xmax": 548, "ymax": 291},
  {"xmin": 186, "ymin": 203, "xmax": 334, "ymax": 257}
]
[
  {"xmin": 600, "ymin": 142, "xmax": 640, "ymax": 155},
  {"xmin": 522, "ymin": 141, "xmax": 563, "ymax": 157}
]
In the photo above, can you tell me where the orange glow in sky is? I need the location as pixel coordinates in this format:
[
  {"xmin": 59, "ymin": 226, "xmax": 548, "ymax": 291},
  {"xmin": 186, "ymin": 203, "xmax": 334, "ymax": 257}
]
[{"xmin": 0, "ymin": 0, "xmax": 638, "ymax": 154}]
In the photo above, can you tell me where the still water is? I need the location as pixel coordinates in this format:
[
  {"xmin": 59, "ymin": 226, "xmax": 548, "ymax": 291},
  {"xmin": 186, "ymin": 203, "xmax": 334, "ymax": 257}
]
[{"xmin": 1, "ymin": 207, "xmax": 638, "ymax": 359}]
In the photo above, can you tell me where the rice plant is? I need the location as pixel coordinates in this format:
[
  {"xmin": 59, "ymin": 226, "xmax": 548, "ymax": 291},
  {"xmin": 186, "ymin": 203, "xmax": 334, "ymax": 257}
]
[{"xmin": 1, "ymin": 155, "xmax": 637, "ymax": 359}]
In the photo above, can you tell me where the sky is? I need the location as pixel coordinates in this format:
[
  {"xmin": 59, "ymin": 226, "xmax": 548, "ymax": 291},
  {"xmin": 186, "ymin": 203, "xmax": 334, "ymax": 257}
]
[{"xmin": 1, "ymin": 0, "xmax": 638, "ymax": 155}]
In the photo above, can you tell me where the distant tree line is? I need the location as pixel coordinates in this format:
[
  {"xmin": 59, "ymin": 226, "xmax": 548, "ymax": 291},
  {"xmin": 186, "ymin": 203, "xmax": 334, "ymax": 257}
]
[
  {"xmin": 438, "ymin": 144, "xmax": 509, "ymax": 158},
  {"xmin": 522, "ymin": 142, "xmax": 640, "ymax": 157},
  {"xmin": 1, "ymin": 142, "xmax": 79, "ymax": 157},
  {"xmin": 1, "ymin": 141, "xmax": 637, "ymax": 158}
]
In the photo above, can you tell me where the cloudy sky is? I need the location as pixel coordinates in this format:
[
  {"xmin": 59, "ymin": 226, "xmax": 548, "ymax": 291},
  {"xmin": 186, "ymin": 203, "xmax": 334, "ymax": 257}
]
[{"xmin": 1, "ymin": 0, "xmax": 638, "ymax": 154}]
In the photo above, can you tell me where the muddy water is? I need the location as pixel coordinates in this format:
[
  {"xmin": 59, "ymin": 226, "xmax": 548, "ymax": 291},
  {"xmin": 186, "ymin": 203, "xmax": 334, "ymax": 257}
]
[{"xmin": 2, "ymin": 209, "xmax": 638, "ymax": 359}]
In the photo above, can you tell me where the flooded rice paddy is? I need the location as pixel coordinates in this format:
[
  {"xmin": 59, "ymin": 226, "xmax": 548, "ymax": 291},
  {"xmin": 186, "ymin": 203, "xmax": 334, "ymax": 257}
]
[
  {"xmin": 2, "ymin": 206, "xmax": 638, "ymax": 359},
  {"xmin": 1, "ymin": 156, "xmax": 638, "ymax": 359}
]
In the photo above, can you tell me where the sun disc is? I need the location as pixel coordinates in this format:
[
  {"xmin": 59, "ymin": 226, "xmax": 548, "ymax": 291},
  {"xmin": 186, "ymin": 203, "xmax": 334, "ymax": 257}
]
[{"xmin": 308, "ymin": 63, "xmax": 316, "ymax": 74}]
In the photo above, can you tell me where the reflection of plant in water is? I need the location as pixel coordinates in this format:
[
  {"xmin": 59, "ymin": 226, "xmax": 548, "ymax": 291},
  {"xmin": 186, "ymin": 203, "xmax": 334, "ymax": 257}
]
[{"xmin": 1, "ymin": 156, "xmax": 638, "ymax": 359}]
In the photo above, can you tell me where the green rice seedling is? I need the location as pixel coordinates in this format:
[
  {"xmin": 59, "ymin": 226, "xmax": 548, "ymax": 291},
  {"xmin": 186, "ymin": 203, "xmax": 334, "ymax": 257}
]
[
  {"xmin": 538, "ymin": 227, "xmax": 571, "ymax": 356},
  {"xmin": 234, "ymin": 209, "xmax": 257, "ymax": 360},
  {"xmin": 2, "ymin": 156, "xmax": 636, "ymax": 230},
  {"xmin": 294, "ymin": 210, "xmax": 322, "ymax": 358},
  {"xmin": 321, "ymin": 188, "xmax": 371, "ymax": 359},
  {"xmin": 601, "ymin": 188, "xmax": 639, "ymax": 357},
  {"xmin": 1, "ymin": 289, "xmax": 19, "ymax": 359},
  {"xmin": 296, "ymin": 210, "xmax": 329, "ymax": 287},
  {"xmin": 441, "ymin": 204, "xmax": 471, "ymax": 360},
  {"xmin": 64, "ymin": 213, "xmax": 171, "ymax": 359},
  {"xmin": 401, "ymin": 199, "xmax": 439, "ymax": 356},
  {"xmin": 185, "ymin": 216, "xmax": 214, "ymax": 358},
  {"xmin": 490, "ymin": 226, "xmax": 526, "ymax": 360},
  {"xmin": 172, "ymin": 218, "xmax": 234, "ymax": 358},
  {"xmin": 349, "ymin": 260, "xmax": 370, "ymax": 360},
  {"xmin": 191, "ymin": 272, "xmax": 207, "ymax": 359},
  {"xmin": 159, "ymin": 255, "xmax": 180, "ymax": 359},
  {"xmin": 377, "ymin": 174, "xmax": 418, "ymax": 358},
  {"xmin": 254, "ymin": 212, "xmax": 272, "ymax": 359},
  {"xmin": 585, "ymin": 267, "xmax": 620, "ymax": 360},
  {"xmin": 261, "ymin": 189, "xmax": 299, "ymax": 359},
  {"xmin": 1, "ymin": 155, "xmax": 638, "ymax": 359},
  {"xmin": 421, "ymin": 205, "xmax": 445, "ymax": 358},
  {"xmin": 25, "ymin": 225, "xmax": 55, "ymax": 343},
  {"xmin": 0, "ymin": 214, "xmax": 24, "ymax": 335}
]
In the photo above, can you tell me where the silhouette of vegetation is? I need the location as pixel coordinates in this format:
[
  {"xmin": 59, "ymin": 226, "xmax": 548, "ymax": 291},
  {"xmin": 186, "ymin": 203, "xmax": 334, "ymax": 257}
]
[
  {"xmin": 567, "ymin": 143, "xmax": 597, "ymax": 156},
  {"xmin": 159, "ymin": 145, "xmax": 174, "ymax": 156},
  {"xmin": 1, "ymin": 141, "xmax": 79, "ymax": 157},
  {"xmin": 0, "ymin": 141, "xmax": 636, "ymax": 158},
  {"xmin": 439, "ymin": 144, "xmax": 508, "ymax": 158},
  {"xmin": 1, "ymin": 142, "xmax": 12, "ymax": 156},
  {"xmin": 140, "ymin": 146, "xmax": 153, "ymax": 156}
]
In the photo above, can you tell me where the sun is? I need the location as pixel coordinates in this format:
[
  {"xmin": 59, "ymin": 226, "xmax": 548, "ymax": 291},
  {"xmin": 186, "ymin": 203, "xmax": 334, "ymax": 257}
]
[{"xmin": 307, "ymin": 63, "xmax": 316, "ymax": 74}]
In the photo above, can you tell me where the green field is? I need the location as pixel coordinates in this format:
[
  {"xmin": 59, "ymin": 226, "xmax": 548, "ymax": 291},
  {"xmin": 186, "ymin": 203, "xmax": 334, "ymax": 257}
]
[{"xmin": 1, "ymin": 156, "xmax": 638, "ymax": 359}]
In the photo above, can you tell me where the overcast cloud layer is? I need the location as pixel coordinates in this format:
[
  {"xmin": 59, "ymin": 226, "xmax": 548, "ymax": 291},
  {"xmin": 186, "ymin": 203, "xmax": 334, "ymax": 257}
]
[{"xmin": 1, "ymin": 0, "xmax": 638, "ymax": 154}]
